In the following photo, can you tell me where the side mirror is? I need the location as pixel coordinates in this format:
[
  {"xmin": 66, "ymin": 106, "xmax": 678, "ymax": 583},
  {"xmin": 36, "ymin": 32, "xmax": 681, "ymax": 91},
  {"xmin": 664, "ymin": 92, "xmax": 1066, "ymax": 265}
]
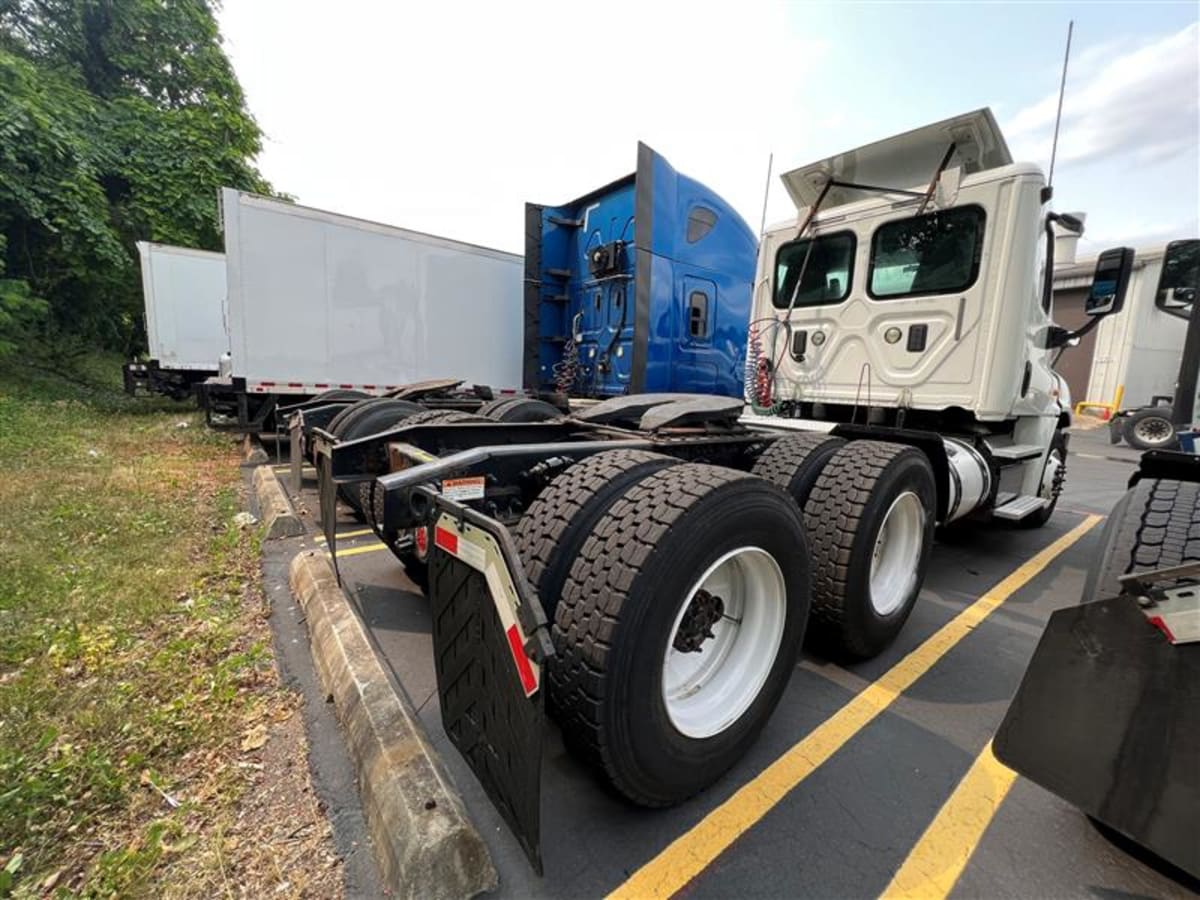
[
  {"xmin": 1156, "ymin": 239, "xmax": 1199, "ymax": 320},
  {"xmin": 1055, "ymin": 213, "xmax": 1085, "ymax": 234},
  {"xmin": 1085, "ymin": 246, "xmax": 1135, "ymax": 317}
]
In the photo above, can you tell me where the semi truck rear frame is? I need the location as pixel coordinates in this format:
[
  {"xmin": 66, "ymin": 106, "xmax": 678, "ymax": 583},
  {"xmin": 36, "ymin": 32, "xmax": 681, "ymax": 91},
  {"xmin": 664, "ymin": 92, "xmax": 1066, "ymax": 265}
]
[{"xmin": 314, "ymin": 110, "xmax": 1145, "ymax": 871}]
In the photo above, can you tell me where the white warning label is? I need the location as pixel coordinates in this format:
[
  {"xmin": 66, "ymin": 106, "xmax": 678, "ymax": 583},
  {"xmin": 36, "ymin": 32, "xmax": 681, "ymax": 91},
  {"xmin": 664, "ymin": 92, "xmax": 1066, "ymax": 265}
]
[{"xmin": 441, "ymin": 475, "xmax": 486, "ymax": 502}]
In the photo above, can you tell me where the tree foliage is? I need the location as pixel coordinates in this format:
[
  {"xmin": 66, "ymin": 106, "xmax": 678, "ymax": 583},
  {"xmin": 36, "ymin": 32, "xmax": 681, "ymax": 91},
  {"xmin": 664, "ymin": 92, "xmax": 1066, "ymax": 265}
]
[{"xmin": 0, "ymin": 0, "xmax": 274, "ymax": 357}]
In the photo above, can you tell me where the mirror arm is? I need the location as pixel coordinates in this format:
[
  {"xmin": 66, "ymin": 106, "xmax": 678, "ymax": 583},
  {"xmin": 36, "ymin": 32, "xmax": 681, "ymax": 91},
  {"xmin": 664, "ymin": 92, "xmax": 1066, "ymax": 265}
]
[{"xmin": 1047, "ymin": 313, "xmax": 1102, "ymax": 350}]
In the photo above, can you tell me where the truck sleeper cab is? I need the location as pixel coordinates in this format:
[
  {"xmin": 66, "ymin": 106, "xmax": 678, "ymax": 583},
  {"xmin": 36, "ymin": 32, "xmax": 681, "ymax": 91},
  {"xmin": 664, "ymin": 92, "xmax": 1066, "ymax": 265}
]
[
  {"xmin": 313, "ymin": 110, "xmax": 1137, "ymax": 872},
  {"xmin": 525, "ymin": 142, "xmax": 758, "ymax": 401}
]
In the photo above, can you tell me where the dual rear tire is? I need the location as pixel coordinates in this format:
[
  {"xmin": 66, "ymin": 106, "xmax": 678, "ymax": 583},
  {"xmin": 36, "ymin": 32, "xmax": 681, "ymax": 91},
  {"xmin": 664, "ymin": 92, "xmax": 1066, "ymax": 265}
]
[
  {"xmin": 519, "ymin": 454, "xmax": 810, "ymax": 806},
  {"xmin": 754, "ymin": 436, "xmax": 936, "ymax": 660},
  {"xmin": 516, "ymin": 437, "xmax": 937, "ymax": 804}
]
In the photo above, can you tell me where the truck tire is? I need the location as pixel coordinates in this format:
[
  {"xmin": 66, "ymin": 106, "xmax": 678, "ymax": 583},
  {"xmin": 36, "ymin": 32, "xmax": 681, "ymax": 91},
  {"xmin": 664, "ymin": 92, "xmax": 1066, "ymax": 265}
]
[
  {"xmin": 478, "ymin": 397, "xmax": 562, "ymax": 422},
  {"xmin": 1018, "ymin": 430, "xmax": 1068, "ymax": 529},
  {"xmin": 390, "ymin": 408, "xmax": 490, "ymax": 428},
  {"xmin": 515, "ymin": 450, "xmax": 681, "ymax": 623},
  {"xmin": 751, "ymin": 433, "xmax": 846, "ymax": 509},
  {"xmin": 550, "ymin": 464, "xmax": 810, "ymax": 806},
  {"xmin": 311, "ymin": 389, "xmax": 369, "ymax": 404},
  {"xmin": 1081, "ymin": 478, "xmax": 1200, "ymax": 603},
  {"xmin": 326, "ymin": 396, "xmax": 381, "ymax": 439},
  {"xmin": 804, "ymin": 441, "xmax": 936, "ymax": 659},
  {"xmin": 1124, "ymin": 407, "xmax": 1177, "ymax": 451},
  {"xmin": 372, "ymin": 409, "xmax": 490, "ymax": 589},
  {"xmin": 335, "ymin": 399, "xmax": 425, "ymax": 512}
]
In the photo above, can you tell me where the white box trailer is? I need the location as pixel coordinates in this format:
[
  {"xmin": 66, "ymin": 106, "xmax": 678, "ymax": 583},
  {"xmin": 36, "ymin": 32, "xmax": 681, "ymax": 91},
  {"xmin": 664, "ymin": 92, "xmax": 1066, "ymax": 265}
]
[
  {"xmin": 123, "ymin": 242, "xmax": 227, "ymax": 399},
  {"xmin": 200, "ymin": 189, "xmax": 525, "ymax": 430},
  {"xmin": 1053, "ymin": 242, "xmax": 1193, "ymax": 448}
]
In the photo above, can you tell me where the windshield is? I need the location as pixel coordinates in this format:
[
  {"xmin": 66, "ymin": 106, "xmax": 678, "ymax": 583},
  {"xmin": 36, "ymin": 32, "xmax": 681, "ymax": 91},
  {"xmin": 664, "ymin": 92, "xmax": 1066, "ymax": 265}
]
[
  {"xmin": 773, "ymin": 231, "xmax": 856, "ymax": 309},
  {"xmin": 869, "ymin": 206, "xmax": 985, "ymax": 299}
]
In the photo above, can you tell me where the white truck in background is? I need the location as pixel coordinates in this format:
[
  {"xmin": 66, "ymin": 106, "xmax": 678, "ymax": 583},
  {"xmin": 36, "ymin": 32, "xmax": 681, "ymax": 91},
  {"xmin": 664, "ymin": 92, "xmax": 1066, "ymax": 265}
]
[
  {"xmin": 1055, "ymin": 242, "xmax": 1194, "ymax": 449},
  {"xmin": 123, "ymin": 242, "xmax": 227, "ymax": 400},
  {"xmin": 198, "ymin": 189, "xmax": 525, "ymax": 430}
]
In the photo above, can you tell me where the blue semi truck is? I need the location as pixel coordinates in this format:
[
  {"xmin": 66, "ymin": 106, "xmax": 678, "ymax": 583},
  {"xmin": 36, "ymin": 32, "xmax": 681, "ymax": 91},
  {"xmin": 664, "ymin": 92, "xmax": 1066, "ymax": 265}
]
[{"xmin": 524, "ymin": 143, "xmax": 758, "ymax": 399}]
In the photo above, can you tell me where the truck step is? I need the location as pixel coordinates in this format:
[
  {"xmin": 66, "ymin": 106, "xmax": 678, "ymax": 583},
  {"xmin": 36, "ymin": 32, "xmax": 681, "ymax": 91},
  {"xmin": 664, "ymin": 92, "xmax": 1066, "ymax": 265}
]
[
  {"xmin": 548, "ymin": 216, "xmax": 583, "ymax": 228},
  {"xmin": 545, "ymin": 294, "xmax": 570, "ymax": 304},
  {"xmin": 986, "ymin": 442, "xmax": 1044, "ymax": 461},
  {"xmin": 547, "ymin": 268, "xmax": 573, "ymax": 279},
  {"xmin": 993, "ymin": 494, "xmax": 1049, "ymax": 521}
]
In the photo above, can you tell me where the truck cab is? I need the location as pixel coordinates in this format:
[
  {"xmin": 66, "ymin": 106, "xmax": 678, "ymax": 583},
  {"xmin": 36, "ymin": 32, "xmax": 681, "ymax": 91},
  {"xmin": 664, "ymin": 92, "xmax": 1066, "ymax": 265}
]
[
  {"xmin": 524, "ymin": 143, "xmax": 758, "ymax": 399},
  {"xmin": 747, "ymin": 109, "xmax": 1115, "ymax": 524}
]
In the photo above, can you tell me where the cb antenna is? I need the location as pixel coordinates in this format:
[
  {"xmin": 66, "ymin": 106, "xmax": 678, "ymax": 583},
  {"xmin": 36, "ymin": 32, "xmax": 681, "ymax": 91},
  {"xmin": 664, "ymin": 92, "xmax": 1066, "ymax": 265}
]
[
  {"xmin": 757, "ymin": 151, "xmax": 774, "ymax": 241},
  {"xmin": 1047, "ymin": 20, "xmax": 1074, "ymax": 190}
]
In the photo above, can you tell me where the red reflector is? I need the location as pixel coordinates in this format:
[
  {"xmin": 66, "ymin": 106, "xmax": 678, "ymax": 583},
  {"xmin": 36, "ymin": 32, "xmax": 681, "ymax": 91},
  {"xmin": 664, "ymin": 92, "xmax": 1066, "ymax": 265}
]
[
  {"xmin": 260, "ymin": 381, "xmax": 276, "ymax": 386},
  {"xmin": 314, "ymin": 383, "xmax": 329, "ymax": 388},
  {"xmin": 434, "ymin": 526, "xmax": 458, "ymax": 555},
  {"xmin": 288, "ymin": 382, "xmax": 303, "ymax": 388},
  {"xmin": 506, "ymin": 624, "xmax": 537, "ymax": 694},
  {"xmin": 363, "ymin": 384, "xmax": 376, "ymax": 390},
  {"xmin": 339, "ymin": 383, "xmax": 353, "ymax": 389},
  {"xmin": 414, "ymin": 526, "xmax": 429, "ymax": 558},
  {"xmin": 1148, "ymin": 615, "xmax": 1177, "ymax": 643}
]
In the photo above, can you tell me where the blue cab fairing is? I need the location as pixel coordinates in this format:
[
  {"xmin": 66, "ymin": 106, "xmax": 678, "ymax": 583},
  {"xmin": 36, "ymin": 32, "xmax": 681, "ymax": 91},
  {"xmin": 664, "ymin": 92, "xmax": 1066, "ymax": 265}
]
[{"xmin": 524, "ymin": 143, "xmax": 757, "ymax": 398}]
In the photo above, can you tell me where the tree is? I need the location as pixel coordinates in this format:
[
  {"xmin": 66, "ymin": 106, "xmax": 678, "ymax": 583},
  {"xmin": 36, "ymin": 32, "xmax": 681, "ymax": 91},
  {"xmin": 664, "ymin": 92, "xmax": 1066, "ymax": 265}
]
[{"xmin": 0, "ymin": 0, "xmax": 275, "ymax": 358}]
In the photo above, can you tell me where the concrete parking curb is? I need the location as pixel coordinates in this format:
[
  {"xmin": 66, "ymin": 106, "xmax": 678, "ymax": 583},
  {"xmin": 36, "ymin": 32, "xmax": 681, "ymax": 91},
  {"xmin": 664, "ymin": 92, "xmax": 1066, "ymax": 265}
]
[
  {"xmin": 289, "ymin": 550, "xmax": 497, "ymax": 899},
  {"xmin": 242, "ymin": 434, "xmax": 270, "ymax": 466},
  {"xmin": 253, "ymin": 467, "xmax": 305, "ymax": 539}
]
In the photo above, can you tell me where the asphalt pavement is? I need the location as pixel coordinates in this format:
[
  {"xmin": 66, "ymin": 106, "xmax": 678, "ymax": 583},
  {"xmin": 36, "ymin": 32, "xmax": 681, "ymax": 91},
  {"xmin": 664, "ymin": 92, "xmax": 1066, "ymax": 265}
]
[{"xmin": 267, "ymin": 431, "xmax": 1196, "ymax": 899}]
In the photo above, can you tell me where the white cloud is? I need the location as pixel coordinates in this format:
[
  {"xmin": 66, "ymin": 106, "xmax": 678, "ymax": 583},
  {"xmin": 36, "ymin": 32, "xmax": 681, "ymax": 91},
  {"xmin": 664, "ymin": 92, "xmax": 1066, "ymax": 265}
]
[
  {"xmin": 218, "ymin": 1, "xmax": 827, "ymax": 253},
  {"xmin": 1006, "ymin": 23, "xmax": 1200, "ymax": 171}
]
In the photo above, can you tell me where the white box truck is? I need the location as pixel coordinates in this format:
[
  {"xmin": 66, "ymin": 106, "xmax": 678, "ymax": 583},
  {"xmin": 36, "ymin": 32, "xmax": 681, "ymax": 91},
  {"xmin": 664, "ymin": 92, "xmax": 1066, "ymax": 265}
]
[
  {"xmin": 123, "ymin": 242, "xmax": 227, "ymax": 400},
  {"xmin": 1054, "ymin": 242, "xmax": 1192, "ymax": 449},
  {"xmin": 198, "ymin": 189, "xmax": 526, "ymax": 430}
]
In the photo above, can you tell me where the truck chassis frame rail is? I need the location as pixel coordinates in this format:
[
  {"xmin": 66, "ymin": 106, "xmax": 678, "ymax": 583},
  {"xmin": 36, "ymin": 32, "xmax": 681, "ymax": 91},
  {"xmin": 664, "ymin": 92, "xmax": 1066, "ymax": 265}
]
[
  {"xmin": 310, "ymin": 390, "xmax": 1064, "ymax": 870},
  {"xmin": 123, "ymin": 359, "xmax": 215, "ymax": 401}
]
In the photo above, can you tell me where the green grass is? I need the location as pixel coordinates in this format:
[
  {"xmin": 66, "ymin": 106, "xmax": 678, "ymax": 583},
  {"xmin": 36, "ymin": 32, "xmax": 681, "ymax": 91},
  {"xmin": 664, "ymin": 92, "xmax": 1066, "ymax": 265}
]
[{"xmin": 0, "ymin": 354, "xmax": 275, "ymax": 896}]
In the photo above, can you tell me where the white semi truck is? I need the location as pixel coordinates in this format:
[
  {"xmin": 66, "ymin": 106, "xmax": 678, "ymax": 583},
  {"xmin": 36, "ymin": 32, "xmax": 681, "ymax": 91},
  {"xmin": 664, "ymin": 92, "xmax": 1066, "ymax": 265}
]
[
  {"xmin": 197, "ymin": 189, "xmax": 526, "ymax": 430},
  {"xmin": 316, "ymin": 109, "xmax": 1137, "ymax": 870},
  {"xmin": 123, "ymin": 242, "xmax": 227, "ymax": 400}
]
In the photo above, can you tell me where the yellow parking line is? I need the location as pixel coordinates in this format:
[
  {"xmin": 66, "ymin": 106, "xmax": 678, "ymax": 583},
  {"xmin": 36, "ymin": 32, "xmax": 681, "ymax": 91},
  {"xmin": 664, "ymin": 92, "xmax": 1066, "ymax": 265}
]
[
  {"xmin": 315, "ymin": 528, "xmax": 375, "ymax": 543},
  {"xmin": 329, "ymin": 542, "xmax": 388, "ymax": 558},
  {"xmin": 881, "ymin": 741, "xmax": 1017, "ymax": 899},
  {"xmin": 607, "ymin": 514, "xmax": 1102, "ymax": 900}
]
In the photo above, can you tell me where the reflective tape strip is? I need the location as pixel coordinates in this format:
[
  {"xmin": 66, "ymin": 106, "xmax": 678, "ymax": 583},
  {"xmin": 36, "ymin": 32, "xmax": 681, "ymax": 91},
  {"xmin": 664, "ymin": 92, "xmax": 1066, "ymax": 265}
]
[
  {"xmin": 434, "ymin": 513, "xmax": 540, "ymax": 696},
  {"xmin": 505, "ymin": 625, "xmax": 538, "ymax": 695}
]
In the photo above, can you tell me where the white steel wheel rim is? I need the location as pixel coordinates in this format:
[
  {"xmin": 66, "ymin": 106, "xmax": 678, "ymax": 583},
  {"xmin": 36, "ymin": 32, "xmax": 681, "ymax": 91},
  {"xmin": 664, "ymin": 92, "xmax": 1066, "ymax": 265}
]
[
  {"xmin": 869, "ymin": 492, "xmax": 925, "ymax": 617},
  {"xmin": 1134, "ymin": 416, "xmax": 1173, "ymax": 445},
  {"xmin": 661, "ymin": 547, "xmax": 787, "ymax": 740},
  {"xmin": 1040, "ymin": 449, "xmax": 1063, "ymax": 500}
]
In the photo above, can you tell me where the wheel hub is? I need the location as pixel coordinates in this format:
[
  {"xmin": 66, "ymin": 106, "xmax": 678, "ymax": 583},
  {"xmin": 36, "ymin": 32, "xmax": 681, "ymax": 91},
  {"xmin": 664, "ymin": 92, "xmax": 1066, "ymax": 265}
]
[
  {"xmin": 662, "ymin": 547, "xmax": 787, "ymax": 739},
  {"xmin": 1135, "ymin": 416, "xmax": 1172, "ymax": 443},
  {"xmin": 672, "ymin": 589, "xmax": 725, "ymax": 653}
]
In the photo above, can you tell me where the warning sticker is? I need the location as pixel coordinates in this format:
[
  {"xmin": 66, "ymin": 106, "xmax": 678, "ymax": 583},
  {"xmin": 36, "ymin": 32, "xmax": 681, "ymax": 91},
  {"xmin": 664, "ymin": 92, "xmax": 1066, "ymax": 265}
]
[{"xmin": 441, "ymin": 476, "xmax": 486, "ymax": 502}]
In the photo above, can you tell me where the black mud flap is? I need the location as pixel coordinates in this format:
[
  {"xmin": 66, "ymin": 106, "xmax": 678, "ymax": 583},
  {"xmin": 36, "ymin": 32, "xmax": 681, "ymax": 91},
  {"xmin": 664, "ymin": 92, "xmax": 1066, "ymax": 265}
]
[
  {"xmin": 427, "ymin": 544, "xmax": 547, "ymax": 874},
  {"xmin": 994, "ymin": 597, "xmax": 1199, "ymax": 879},
  {"xmin": 289, "ymin": 413, "xmax": 306, "ymax": 495},
  {"xmin": 314, "ymin": 443, "xmax": 341, "ymax": 581}
]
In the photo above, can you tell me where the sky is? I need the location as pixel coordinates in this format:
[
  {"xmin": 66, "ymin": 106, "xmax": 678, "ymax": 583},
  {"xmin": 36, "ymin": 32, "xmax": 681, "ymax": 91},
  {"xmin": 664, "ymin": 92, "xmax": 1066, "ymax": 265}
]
[{"xmin": 217, "ymin": 1, "xmax": 1199, "ymax": 258}]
